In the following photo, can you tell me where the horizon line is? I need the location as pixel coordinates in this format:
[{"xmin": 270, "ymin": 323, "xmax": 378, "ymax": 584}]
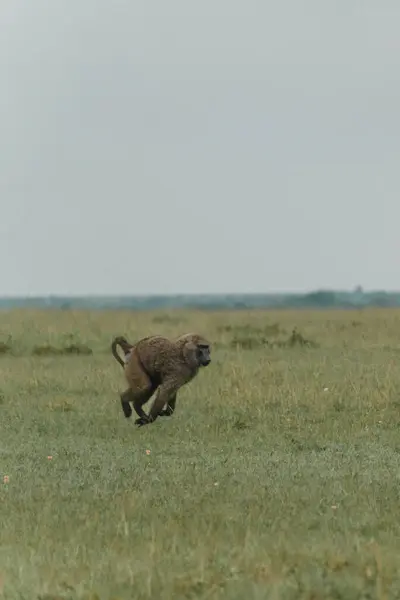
[{"xmin": 0, "ymin": 288, "xmax": 399, "ymax": 299}]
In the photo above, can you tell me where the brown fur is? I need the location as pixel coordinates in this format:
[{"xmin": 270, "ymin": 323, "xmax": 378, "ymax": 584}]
[{"xmin": 113, "ymin": 333, "xmax": 211, "ymax": 426}]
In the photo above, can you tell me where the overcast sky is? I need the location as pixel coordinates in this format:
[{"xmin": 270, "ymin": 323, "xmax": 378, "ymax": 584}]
[{"xmin": 1, "ymin": 0, "xmax": 399, "ymax": 295}]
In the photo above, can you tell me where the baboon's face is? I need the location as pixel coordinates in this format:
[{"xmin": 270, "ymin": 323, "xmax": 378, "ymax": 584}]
[{"xmin": 197, "ymin": 343, "xmax": 211, "ymax": 367}]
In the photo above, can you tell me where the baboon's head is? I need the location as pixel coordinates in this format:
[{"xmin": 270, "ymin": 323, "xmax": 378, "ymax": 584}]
[
  {"xmin": 178, "ymin": 333, "xmax": 211, "ymax": 368},
  {"xmin": 196, "ymin": 341, "xmax": 211, "ymax": 367}
]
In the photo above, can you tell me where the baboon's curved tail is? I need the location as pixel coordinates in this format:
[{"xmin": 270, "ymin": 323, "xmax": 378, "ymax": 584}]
[{"xmin": 111, "ymin": 336, "xmax": 134, "ymax": 368}]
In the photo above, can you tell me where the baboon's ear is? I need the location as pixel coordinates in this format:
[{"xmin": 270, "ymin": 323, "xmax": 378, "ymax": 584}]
[{"xmin": 182, "ymin": 340, "xmax": 198, "ymax": 366}]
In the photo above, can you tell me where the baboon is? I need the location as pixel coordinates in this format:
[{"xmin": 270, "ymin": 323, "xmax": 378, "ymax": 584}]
[{"xmin": 111, "ymin": 333, "xmax": 211, "ymax": 427}]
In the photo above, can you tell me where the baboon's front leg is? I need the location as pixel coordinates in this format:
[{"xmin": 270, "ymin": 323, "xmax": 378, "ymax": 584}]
[
  {"xmin": 136, "ymin": 383, "xmax": 178, "ymax": 426},
  {"xmin": 159, "ymin": 394, "xmax": 177, "ymax": 416}
]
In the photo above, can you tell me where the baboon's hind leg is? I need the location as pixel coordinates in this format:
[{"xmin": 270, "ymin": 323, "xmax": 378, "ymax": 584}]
[
  {"xmin": 122, "ymin": 349, "xmax": 156, "ymax": 422},
  {"xmin": 133, "ymin": 386, "xmax": 155, "ymax": 420},
  {"xmin": 136, "ymin": 382, "xmax": 178, "ymax": 426},
  {"xmin": 120, "ymin": 389, "xmax": 133, "ymax": 418},
  {"xmin": 120, "ymin": 386, "xmax": 155, "ymax": 420}
]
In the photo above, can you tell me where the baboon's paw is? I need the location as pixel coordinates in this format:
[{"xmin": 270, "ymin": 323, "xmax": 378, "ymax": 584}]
[
  {"xmin": 159, "ymin": 409, "xmax": 173, "ymax": 417},
  {"xmin": 135, "ymin": 416, "xmax": 150, "ymax": 427}
]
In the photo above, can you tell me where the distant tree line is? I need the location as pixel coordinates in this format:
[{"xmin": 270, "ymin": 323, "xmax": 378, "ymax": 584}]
[{"xmin": 0, "ymin": 289, "xmax": 399, "ymax": 310}]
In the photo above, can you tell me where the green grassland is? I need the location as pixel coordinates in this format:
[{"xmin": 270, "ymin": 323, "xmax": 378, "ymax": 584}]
[{"xmin": 1, "ymin": 308, "xmax": 400, "ymax": 599}]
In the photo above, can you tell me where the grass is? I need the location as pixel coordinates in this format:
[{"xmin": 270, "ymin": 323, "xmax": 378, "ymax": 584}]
[{"xmin": 1, "ymin": 307, "xmax": 400, "ymax": 598}]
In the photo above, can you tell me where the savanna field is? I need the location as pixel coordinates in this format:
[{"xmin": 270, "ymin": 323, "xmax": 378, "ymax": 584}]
[{"xmin": 2, "ymin": 308, "xmax": 400, "ymax": 599}]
